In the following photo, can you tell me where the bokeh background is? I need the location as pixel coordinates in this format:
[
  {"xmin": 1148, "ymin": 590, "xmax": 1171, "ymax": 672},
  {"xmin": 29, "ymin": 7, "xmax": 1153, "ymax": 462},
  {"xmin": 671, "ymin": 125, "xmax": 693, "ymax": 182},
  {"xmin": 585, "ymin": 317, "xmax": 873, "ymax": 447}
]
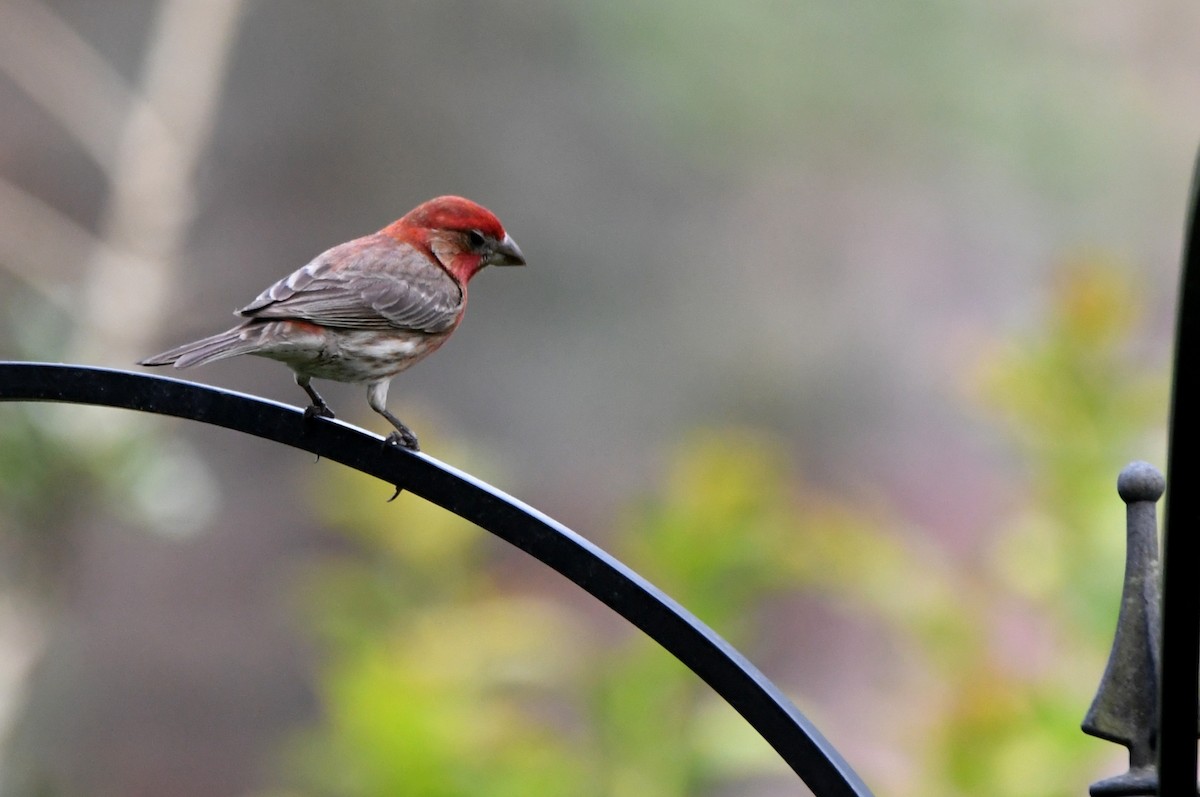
[{"xmin": 0, "ymin": 2, "xmax": 1195, "ymax": 795}]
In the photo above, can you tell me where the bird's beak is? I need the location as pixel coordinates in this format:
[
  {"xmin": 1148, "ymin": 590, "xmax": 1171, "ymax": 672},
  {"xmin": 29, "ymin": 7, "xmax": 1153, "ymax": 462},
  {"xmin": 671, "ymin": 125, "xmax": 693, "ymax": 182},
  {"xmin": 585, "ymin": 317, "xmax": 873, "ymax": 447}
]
[{"xmin": 491, "ymin": 234, "xmax": 526, "ymax": 266}]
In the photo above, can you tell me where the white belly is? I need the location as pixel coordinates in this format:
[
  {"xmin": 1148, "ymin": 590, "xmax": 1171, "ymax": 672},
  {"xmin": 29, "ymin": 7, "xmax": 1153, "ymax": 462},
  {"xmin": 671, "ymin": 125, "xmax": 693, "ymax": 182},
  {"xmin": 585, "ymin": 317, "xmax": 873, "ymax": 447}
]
[{"xmin": 253, "ymin": 324, "xmax": 449, "ymax": 383}]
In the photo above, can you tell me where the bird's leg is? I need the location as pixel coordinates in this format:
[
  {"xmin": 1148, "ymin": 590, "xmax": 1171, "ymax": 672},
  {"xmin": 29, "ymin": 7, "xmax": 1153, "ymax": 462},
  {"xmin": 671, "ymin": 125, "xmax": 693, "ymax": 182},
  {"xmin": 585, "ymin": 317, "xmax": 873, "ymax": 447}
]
[
  {"xmin": 296, "ymin": 374, "xmax": 335, "ymax": 420},
  {"xmin": 367, "ymin": 381, "xmax": 420, "ymax": 451}
]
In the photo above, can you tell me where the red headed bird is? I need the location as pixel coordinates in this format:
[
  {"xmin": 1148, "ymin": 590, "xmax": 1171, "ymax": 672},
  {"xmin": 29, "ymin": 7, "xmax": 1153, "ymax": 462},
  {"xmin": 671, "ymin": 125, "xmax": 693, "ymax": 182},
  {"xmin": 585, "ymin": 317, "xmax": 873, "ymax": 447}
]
[{"xmin": 140, "ymin": 195, "xmax": 525, "ymax": 450}]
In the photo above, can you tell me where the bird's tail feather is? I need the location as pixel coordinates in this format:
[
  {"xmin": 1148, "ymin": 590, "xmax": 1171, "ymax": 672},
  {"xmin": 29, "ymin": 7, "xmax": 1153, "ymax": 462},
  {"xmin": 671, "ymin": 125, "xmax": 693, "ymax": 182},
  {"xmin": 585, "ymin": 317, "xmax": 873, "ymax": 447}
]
[{"xmin": 139, "ymin": 326, "xmax": 259, "ymax": 369}]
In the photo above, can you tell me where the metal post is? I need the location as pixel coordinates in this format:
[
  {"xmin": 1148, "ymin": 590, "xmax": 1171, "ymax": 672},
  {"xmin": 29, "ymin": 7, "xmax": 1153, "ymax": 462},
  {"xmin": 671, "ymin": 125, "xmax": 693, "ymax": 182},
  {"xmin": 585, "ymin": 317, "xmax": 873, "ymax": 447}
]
[{"xmin": 1083, "ymin": 462, "xmax": 1164, "ymax": 796}]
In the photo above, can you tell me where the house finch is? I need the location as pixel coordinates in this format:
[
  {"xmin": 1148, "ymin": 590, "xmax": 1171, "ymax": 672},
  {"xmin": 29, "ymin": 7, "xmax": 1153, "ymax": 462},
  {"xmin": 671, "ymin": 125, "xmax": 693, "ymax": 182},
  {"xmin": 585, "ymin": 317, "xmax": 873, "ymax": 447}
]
[{"xmin": 140, "ymin": 195, "xmax": 525, "ymax": 451}]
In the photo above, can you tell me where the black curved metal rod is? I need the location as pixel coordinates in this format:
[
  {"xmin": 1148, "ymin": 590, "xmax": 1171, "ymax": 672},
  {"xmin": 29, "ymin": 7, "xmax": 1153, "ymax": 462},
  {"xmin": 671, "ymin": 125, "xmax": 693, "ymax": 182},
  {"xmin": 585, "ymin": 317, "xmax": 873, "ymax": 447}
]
[
  {"xmin": 1159, "ymin": 149, "xmax": 1200, "ymax": 796},
  {"xmin": 0, "ymin": 361, "xmax": 873, "ymax": 797}
]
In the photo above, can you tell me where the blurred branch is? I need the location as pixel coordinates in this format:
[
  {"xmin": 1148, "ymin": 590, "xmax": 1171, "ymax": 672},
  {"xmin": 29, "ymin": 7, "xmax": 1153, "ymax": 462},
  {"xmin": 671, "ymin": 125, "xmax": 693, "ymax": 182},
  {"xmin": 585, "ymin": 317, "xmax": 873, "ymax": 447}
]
[
  {"xmin": 0, "ymin": 0, "xmax": 244, "ymax": 366},
  {"xmin": 0, "ymin": 176, "xmax": 107, "ymax": 311},
  {"xmin": 72, "ymin": 0, "xmax": 245, "ymax": 367},
  {"xmin": 0, "ymin": 0, "xmax": 155, "ymax": 172}
]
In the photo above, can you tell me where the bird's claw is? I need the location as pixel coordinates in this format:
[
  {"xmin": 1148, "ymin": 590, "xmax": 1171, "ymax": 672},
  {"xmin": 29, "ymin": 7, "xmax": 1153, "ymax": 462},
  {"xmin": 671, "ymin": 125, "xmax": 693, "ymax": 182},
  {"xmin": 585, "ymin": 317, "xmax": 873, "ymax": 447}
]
[
  {"xmin": 302, "ymin": 405, "xmax": 335, "ymax": 461},
  {"xmin": 382, "ymin": 426, "xmax": 417, "ymax": 497},
  {"xmin": 384, "ymin": 429, "xmax": 420, "ymax": 451},
  {"xmin": 304, "ymin": 403, "xmax": 336, "ymax": 421}
]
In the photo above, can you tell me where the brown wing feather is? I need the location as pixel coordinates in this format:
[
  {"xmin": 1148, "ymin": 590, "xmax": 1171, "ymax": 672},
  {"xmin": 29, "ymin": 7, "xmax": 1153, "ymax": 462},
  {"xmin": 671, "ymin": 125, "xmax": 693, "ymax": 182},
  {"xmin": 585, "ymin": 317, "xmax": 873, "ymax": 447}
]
[{"xmin": 238, "ymin": 236, "xmax": 463, "ymax": 334}]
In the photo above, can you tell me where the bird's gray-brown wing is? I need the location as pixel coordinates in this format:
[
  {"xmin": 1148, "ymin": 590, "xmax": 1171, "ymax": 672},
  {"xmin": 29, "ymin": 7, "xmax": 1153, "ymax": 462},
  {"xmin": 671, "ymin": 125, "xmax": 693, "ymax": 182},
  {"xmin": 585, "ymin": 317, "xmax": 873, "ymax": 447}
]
[{"xmin": 238, "ymin": 236, "xmax": 462, "ymax": 334}]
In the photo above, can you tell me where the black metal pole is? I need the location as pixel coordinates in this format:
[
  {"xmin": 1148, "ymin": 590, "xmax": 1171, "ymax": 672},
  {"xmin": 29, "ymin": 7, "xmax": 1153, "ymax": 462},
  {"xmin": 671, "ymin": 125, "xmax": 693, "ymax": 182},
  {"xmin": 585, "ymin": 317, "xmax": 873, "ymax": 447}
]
[
  {"xmin": 1158, "ymin": 149, "xmax": 1200, "ymax": 796},
  {"xmin": 0, "ymin": 361, "xmax": 873, "ymax": 797}
]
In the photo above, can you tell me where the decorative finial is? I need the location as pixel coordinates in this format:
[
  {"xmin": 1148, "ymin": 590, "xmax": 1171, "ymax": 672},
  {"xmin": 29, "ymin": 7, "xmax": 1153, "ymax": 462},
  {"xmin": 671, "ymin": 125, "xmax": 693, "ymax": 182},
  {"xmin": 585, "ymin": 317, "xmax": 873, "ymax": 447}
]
[
  {"xmin": 1116, "ymin": 461, "xmax": 1165, "ymax": 504},
  {"xmin": 1082, "ymin": 462, "xmax": 1165, "ymax": 796}
]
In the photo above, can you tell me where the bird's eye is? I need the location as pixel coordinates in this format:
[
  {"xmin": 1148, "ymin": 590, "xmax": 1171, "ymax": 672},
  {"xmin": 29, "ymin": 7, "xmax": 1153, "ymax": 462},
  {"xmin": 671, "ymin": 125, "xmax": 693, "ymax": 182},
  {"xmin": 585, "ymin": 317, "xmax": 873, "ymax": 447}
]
[{"xmin": 466, "ymin": 230, "xmax": 486, "ymax": 249}]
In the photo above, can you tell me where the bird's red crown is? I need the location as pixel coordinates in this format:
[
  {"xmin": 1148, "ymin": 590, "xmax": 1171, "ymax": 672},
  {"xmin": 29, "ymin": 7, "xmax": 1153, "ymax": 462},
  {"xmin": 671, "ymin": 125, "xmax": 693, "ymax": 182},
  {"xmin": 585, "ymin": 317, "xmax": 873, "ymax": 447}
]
[{"xmin": 392, "ymin": 195, "xmax": 507, "ymax": 240}]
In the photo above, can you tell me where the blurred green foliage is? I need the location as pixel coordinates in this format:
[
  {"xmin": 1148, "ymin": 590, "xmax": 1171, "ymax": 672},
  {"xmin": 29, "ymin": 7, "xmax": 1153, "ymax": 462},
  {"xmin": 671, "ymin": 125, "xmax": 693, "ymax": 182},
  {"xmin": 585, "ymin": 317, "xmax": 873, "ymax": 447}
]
[
  {"xmin": 0, "ymin": 281, "xmax": 216, "ymax": 587},
  {"xmin": 0, "ymin": 281, "xmax": 105, "ymax": 589},
  {"xmin": 265, "ymin": 259, "xmax": 1166, "ymax": 797}
]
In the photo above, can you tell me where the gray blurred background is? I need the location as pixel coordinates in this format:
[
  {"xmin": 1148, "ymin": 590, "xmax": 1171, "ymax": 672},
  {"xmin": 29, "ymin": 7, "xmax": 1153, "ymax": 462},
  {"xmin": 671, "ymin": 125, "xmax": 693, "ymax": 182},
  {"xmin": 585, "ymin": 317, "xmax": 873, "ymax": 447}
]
[{"xmin": 0, "ymin": 1, "xmax": 1197, "ymax": 795}]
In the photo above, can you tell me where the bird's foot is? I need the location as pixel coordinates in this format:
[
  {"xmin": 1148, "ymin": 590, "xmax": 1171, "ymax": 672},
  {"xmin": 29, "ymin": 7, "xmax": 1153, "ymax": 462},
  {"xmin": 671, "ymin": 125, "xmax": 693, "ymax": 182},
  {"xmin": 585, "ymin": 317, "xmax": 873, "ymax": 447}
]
[
  {"xmin": 384, "ymin": 428, "xmax": 420, "ymax": 451},
  {"xmin": 303, "ymin": 405, "xmax": 336, "ymax": 461},
  {"xmin": 381, "ymin": 421, "xmax": 417, "ymax": 497},
  {"xmin": 304, "ymin": 403, "xmax": 336, "ymax": 421}
]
